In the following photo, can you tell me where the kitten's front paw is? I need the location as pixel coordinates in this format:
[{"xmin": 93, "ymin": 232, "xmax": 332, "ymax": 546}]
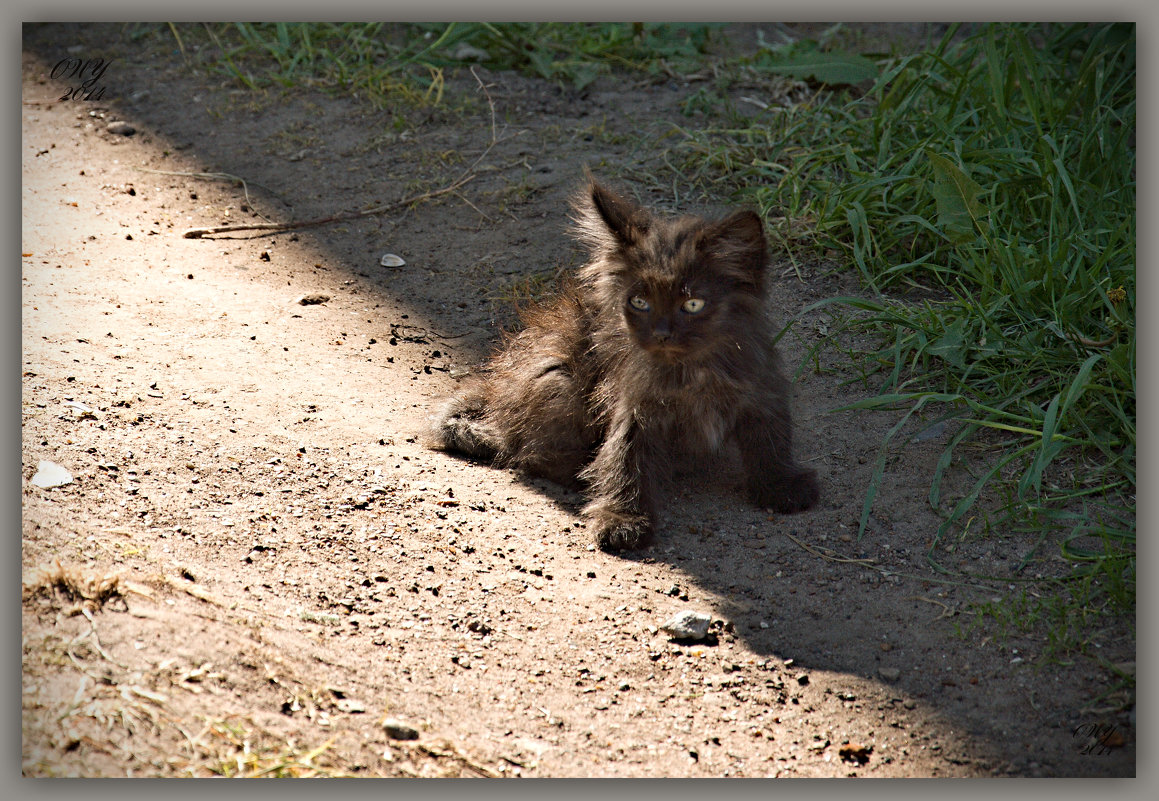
[
  {"xmin": 748, "ymin": 468, "xmax": 819, "ymax": 514},
  {"xmin": 588, "ymin": 510, "xmax": 654, "ymax": 552}
]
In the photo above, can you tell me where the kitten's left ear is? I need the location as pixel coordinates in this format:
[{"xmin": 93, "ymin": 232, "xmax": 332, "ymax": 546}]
[{"xmin": 704, "ymin": 210, "xmax": 768, "ymax": 283}]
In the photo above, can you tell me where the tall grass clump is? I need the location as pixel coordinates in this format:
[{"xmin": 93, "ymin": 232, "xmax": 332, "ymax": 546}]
[{"xmin": 678, "ymin": 23, "xmax": 1134, "ymax": 591}]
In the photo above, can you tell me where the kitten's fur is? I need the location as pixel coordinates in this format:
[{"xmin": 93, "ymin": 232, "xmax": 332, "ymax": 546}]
[{"xmin": 429, "ymin": 178, "xmax": 819, "ymax": 551}]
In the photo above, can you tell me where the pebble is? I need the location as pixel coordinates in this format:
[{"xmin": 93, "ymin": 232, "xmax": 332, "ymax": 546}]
[
  {"xmin": 379, "ymin": 253, "xmax": 405, "ymax": 268},
  {"xmin": 660, "ymin": 610, "xmax": 711, "ymax": 641},
  {"xmin": 106, "ymin": 120, "xmax": 136, "ymax": 136},
  {"xmin": 450, "ymin": 43, "xmax": 490, "ymax": 61},
  {"xmin": 31, "ymin": 460, "xmax": 73, "ymax": 489},
  {"xmin": 383, "ymin": 718, "xmax": 419, "ymax": 740},
  {"xmin": 912, "ymin": 420, "xmax": 951, "ymax": 443},
  {"xmin": 296, "ymin": 294, "xmax": 330, "ymax": 305},
  {"xmin": 878, "ymin": 667, "xmax": 901, "ymax": 682}
]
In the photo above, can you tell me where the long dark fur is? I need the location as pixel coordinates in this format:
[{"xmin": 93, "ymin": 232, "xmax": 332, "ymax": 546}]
[{"xmin": 429, "ymin": 177, "xmax": 819, "ymax": 551}]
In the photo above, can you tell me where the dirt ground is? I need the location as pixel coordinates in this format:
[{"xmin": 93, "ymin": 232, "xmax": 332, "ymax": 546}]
[{"xmin": 21, "ymin": 23, "xmax": 1135, "ymax": 778}]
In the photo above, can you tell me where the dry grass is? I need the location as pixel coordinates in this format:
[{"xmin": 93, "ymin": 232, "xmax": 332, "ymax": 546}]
[
  {"xmin": 21, "ymin": 561, "xmax": 506, "ymax": 777},
  {"xmin": 22, "ymin": 561, "xmax": 127, "ymax": 607}
]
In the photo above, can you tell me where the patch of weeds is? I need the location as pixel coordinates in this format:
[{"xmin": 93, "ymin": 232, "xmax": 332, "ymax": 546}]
[
  {"xmin": 464, "ymin": 22, "xmax": 724, "ymax": 89},
  {"xmin": 174, "ymin": 22, "xmax": 724, "ymax": 108},
  {"xmin": 792, "ymin": 304, "xmax": 884, "ymax": 388},
  {"xmin": 960, "ymin": 539, "xmax": 1134, "ymax": 665},
  {"xmin": 177, "ymin": 23, "xmax": 460, "ymax": 108},
  {"xmin": 668, "ymin": 24, "xmax": 1135, "ymax": 602},
  {"xmin": 22, "ymin": 562, "xmax": 124, "ymax": 608},
  {"xmin": 353, "ymin": 116, "xmax": 416, "ymax": 155},
  {"xmin": 264, "ymin": 120, "xmax": 322, "ymax": 159},
  {"xmin": 749, "ymin": 29, "xmax": 880, "ymax": 85},
  {"xmin": 192, "ymin": 717, "xmax": 349, "ymax": 778},
  {"xmin": 678, "ymin": 87, "xmax": 760, "ymax": 129},
  {"xmin": 569, "ymin": 116, "xmax": 636, "ymax": 147}
]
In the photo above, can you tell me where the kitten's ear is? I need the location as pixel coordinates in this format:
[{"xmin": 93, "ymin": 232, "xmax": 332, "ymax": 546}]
[
  {"xmin": 574, "ymin": 177, "xmax": 650, "ymax": 252},
  {"xmin": 713, "ymin": 210, "xmax": 767, "ymax": 258},
  {"xmin": 703, "ymin": 210, "xmax": 769, "ymax": 286},
  {"xmin": 590, "ymin": 181, "xmax": 649, "ymax": 244}
]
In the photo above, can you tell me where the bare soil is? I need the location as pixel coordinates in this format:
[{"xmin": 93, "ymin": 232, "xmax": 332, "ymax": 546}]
[{"xmin": 21, "ymin": 23, "xmax": 1134, "ymax": 778}]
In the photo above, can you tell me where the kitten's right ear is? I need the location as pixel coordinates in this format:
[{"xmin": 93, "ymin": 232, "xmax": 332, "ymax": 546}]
[
  {"xmin": 574, "ymin": 175, "xmax": 650, "ymax": 252},
  {"xmin": 590, "ymin": 181, "xmax": 649, "ymax": 245}
]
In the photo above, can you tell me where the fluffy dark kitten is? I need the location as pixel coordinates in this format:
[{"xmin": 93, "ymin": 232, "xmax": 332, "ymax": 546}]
[{"xmin": 429, "ymin": 178, "xmax": 819, "ymax": 551}]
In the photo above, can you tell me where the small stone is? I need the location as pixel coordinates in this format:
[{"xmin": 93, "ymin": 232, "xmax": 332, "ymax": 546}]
[
  {"xmin": 31, "ymin": 460, "xmax": 72, "ymax": 488},
  {"xmin": 903, "ymin": 699, "xmax": 918, "ymax": 710},
  {"xmin": 379, "ymin": 253, "xmax": 406, "ymax": 268},
  {"xmin": 335, "ymin": 698, "xmax": 366, "ymax": 714},
  {"xmin": 660, "ymin": 610, "xmax": 712, "ymax": 641},
  {"xmin": 795, "ymin": 672, "xmax": 810, "ymax": 686},
  {"xmin": 106, "ymin": 121, "xmax": 136, "ymax": 136},
  {"xmin": 297, "ymin": 294, "xmax": 330, "ymax": 305},
  {"xmin": 383, "ymin": 719, "xmax": 419, "ymax": 740},
  {"xmin": 450, "ymin": 43, "xmax": 490, "ymax": 62},
  {"xmin": 912, "ymin": 420, "xmax": 951, "ymax": 443},
  {"xmin": 878, "ymin": 667, "xmax": 901, "ymax": 682}
]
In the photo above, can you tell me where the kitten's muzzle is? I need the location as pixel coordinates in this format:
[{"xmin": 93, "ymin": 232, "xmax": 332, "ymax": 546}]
[{"xmin": 643, "ymin": 341, "xmax": 688, "ymax": 362}]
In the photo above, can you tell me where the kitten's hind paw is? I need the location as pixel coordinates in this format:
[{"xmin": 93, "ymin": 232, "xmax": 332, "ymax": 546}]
[
  {"xmin": 748, "ymin": 468, "xmax": 820, "ymax": 514},
  {"xmin": 590, "ymin": 513, "xmax": 655, "ymax": 552},
  {"xmin": 426, "ymin": 396, "xmax": 499, "ymax": 460}
]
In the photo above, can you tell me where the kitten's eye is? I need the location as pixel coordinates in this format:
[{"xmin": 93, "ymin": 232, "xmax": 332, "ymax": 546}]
[
  {"xmin": 681, "ymin": 298, "xmax": 706, "ymax": 314},
  {"xmin": 629, "ymin": 296, "xmax": 651, "ymax": 312}
]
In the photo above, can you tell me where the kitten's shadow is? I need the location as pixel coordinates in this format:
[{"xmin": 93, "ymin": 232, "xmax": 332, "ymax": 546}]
[
  {"xmin": 510, "ymin": 449, "xmax": 749, "ymax": 541},
  {"xmin": 513, "ymin": 473, "xmax": 587, "ymax": 511},
  {"xmin": 437, "ymin": 448, "xmax": 588, "ymax": 511}
]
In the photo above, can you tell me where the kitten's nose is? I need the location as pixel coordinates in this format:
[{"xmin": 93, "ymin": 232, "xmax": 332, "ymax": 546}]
[{"xmin": 653, "ymin": 319, "xmax": 672, "ymax": 342}]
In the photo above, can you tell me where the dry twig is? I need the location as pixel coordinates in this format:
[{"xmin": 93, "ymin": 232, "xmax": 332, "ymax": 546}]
[
  {"xmin": 182, "ymin": 68, "xmax": 511, "ymax": 240},
  {"xmin": 181, "ymin": 174, "xmax": 477, "ymax": 239}
]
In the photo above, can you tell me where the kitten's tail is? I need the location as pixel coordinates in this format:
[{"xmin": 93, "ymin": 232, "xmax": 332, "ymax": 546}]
[{"xmin": 426, "ymin": 388, "xmax": 502, "ymax": 462}]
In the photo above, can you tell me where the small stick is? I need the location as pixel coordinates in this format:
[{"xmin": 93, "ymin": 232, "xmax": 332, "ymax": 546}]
[
  {"xmin": 182, "ymin": 173, "xmax": 476, "ymax": 239},
  {"xmin": 906, "ymin": 595, "xmax": 957, "ymax": 621},
  {"xmin": 182, "ymin": 68, "xmax": 500, "ymax": 240},
  {"xmin": 781, "ymin": 529, "xmax": 877, "ymax": 566}
]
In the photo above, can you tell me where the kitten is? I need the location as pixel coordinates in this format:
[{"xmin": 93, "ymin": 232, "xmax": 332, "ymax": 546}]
[{"xmin": 428, "ymin": 177, "xmax": 819, "ymax": 551}]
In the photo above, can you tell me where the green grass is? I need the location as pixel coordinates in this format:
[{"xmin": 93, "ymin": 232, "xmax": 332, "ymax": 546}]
[
  {"xmin": 959, "ymin": 541, "xmax": 1135, "ymax": 672},
  {"xmin": 670, "ymin": 24, "xmax": 1135, "ymax": 599},
  {"xmin": 170, "ymin": 22, "xmax": 722, "ymax": 105}
]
